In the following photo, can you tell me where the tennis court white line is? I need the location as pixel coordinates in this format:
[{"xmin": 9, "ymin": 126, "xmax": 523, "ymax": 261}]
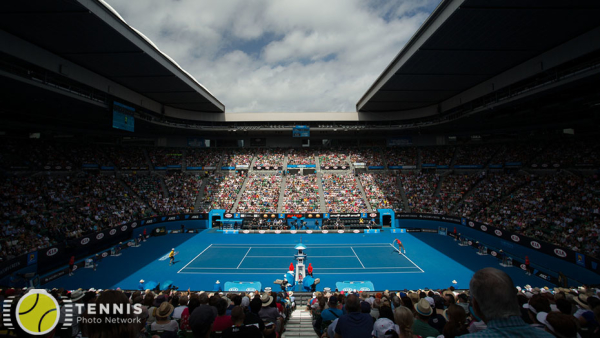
[
  {"xmin": 244, "ymin": 256, "xmax": 356, "ymax": 258},
  {"xmin": 388, "ymin": 244, "xmax": 425, "ymax": 273},
  {"xmin": 401, "ymin": 254, "xmax": 424, "ymax": 272},
  {"xmin": 184, "ymin": 267, "xmax": 419, "ymax": 270},
  {"xmin": 350, "ymin": 247, "xmax": 365, "ymax": 269},
  {"xmin": 208, "ymin": 246, "xmax": 391, "ymax": 249},
  {"xmin": 236, "ymin": 248, "xmax": 252, "ymax": 269},
  {"xmin": 208, "ymin": 243, "xmax": 392, "ymax": 246},
  {"xmin": 178, "ymin": 271, "xmax": 424, "ymax": 275},
  {"xmin": 177, "ymin": 244, "xmax": 212, "ymax": 273}
]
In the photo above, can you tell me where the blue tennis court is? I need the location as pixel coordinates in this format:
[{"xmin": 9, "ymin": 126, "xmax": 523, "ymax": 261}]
[
  {"xmin": 177, "ymin": 243, "xmax": 423, "ymax": 275},
  {"xmin": 42, "ymin": 229, "xmax": 551, "ymax": 291}
]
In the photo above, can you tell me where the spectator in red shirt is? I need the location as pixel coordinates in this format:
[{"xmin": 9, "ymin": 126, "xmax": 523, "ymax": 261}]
[{"xmin": 212, "ymin": 298, "xmax": 233, "ymax": 332}]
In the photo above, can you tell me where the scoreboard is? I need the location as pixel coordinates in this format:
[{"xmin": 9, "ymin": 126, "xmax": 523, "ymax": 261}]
[
  {"xmin": 112, "ymin": 101, "xmax": 135, "ymax": 132},
  {"xmin": 292, "ymin": 125, "xmax": 310, "ymax": 137}
]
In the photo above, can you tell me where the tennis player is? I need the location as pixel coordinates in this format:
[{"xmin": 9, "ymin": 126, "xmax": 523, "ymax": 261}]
[
  {"xmin": 169, "ymin": 248, "xmax": 176, "ymax": 265},
  {"xmin": 394, "ymin": 239, "xmax": 406, "ymax": 254}
]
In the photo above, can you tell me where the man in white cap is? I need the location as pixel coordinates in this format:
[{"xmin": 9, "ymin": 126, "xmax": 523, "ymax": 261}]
[{"xmin": 138, "ymin": 279, "xmax": 145, "ymax": 291}]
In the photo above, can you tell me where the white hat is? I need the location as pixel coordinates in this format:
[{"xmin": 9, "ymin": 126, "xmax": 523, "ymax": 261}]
[
  {"xmin": 371, "ymin": 318, "xmax": 397, "ymax": 338},
  {"xmin": 452, "ymin": 280, "xmax": 457, "ymax": 284},
  {"xmin": 140, "ymin": 279, "xmax": 145, "ymax": 283}
]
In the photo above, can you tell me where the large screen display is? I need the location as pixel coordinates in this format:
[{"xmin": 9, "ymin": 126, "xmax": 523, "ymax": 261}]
[
  {"xmin": 112, "ymin": 101, "xmax": 135, "ymax": 132},
  {"xmin": 293, "ymin": 125, "xmax": 310, "ymax": 137}
]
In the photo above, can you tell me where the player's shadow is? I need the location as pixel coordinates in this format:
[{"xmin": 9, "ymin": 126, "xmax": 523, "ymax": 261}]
[{"xmin": 172, "ymin": 260, "xmax": 181, "ymax": 264}]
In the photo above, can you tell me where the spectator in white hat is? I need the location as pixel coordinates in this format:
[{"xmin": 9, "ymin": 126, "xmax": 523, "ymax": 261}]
[{"xmin": 412, "ymin": 298, "xmax": 439, "ymax": 337}]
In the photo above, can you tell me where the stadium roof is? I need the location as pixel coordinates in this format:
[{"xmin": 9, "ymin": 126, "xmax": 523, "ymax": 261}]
[
  {"xmin": 0, "ymin": 0, "xmax": 224, "ymax": 113},
  {"xmin": 357, "ymin": 0, "xmax": 600, "ymax": 116}
]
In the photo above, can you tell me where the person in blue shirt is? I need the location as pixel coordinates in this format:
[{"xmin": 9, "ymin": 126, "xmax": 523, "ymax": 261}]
[
  {"xmin": 138, "ymin": 279, "xmax": 145, "ymax": 291},
  {"xmin": 321, "ymin": 295, "xmax": 343, "ymax": 330},
  {"xmin": 334, "ymin": 294, "xmax": 373, "ymax": 338},
  {"xmin": 462, "ymin": 267, "xmax": 554, "ymax": 338}
]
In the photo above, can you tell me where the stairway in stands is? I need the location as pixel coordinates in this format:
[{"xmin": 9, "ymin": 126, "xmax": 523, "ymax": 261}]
[
  {"xmin": 283, "ymin": 293, "xmax": 314, "ymax": 338},
  {"xmin": 317, "ymin": 172, "xmax": 327, "ymax": 212},
  {"xmin": 193, "ymin": 178, "xmax": 209, "ymax": 212},
  {"xmin": 231, "ymin": 175, "xmax": 250, "ymax": 212},
  {"xmin": 355, "ymin": 174, "xmax": 373, "ymax": 211},
  {"xmin": 277, "ymin": 176, "xmax": 287, "ymax": 213},
  {"xmin": 397, "ymin": 175, "xmax": 411, "ymax": 212}
]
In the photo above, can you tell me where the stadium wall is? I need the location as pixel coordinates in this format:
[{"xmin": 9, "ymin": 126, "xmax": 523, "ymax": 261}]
[{"xmin": 397, "ymin": 219, "xmax": 600, "ymax": 285}]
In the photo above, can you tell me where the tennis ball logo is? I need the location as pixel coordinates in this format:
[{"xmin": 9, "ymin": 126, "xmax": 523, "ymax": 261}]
[{"xmin": 15, "ymin": 290, "xmax": 60, "ymax": 335}]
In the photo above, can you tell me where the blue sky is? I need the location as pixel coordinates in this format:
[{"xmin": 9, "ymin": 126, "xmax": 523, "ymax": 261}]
[{"xmin": 105, "ymin": 0, "xmax": 441, "ymax": 113}]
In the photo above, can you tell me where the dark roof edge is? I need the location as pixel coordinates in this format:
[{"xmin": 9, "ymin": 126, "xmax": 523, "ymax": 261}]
[
  {"xmin": 356, "ymin": 0, "xmax": 461, "ymax": 112},
  {"xmin": 81, "ymin": 0, "xmax": 225, "ymax": 112}
]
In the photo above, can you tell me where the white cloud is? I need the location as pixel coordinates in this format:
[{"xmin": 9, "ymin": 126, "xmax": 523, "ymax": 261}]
[{"xmin": 104, "ymin": 0, "xmax": 439, "ymax": 112}]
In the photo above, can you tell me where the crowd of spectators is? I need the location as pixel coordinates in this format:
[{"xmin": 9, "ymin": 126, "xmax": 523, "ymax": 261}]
[
  {"xmin": 359, "ymin": 173, "xmax": 403, "ymax": 212},
  {"xmin": 149, "ymin": 148, "xmax": 184, "ymax": 167},
  {"xmin": 287, "ymin": 148, "xmax": 315, "ymax": 165},
  {"xmin": 319, "ymin": 149, "xmax": 350, "ymax": 167},
  {"xmin": 0, "ymin": 286, "xmax": 294, "ymax": 338},
  {"xmin": 107, "ymin": 146, "xmax": 149, "ymax": 169},
  {"xmin": 384, "ymin": 147, "xmax": 418, "ymax": 167},
  {"xmin": 437, "ymin": 173, "xmax": 483, "ymax": 213},
  {"xmin": 348, "ymin": 147, "xmax": 385, "ymax": 167},
  {"xmin": 236, "ymin": 174, "xmax": 282, "ymax": 213},
  {"xmin": 67, "ymin": 145, "xmax": 114, "ymax": 168},
  {"xmin": 456, "ymin": 173, "xmax": 530, "ymax": 218},
  {"xmin": 121, "ymin": 173, "xmax": 166, "ymax": 214},
  {"xmin": 282, "ymin": 174, "xmax": 321, "ymax": 212},
  {"xmin": 203, "ymin": 173, "xmax": 246, "ymax": 211},
  {"xmin": 421, "ymin": 146, "xmax": 455, "ymax": 166},
  {"xmin": 473, "ymin": 172, "xmax": 600, "ymax": 257},
  {"xmin": 321, "ymin": 173, "xmax": 369, "ymax": 212},
  {"xmin": 185, "ymin": 149, "xmax": 222, "ymax": 168},
  {"xmin": 534, "ymin": 139, "xmax": 600, "ymax": 168},
  {"xmin": 254, "ymin": 149, "xmax": 286, "ymax": 168},
  {"xmin": 5, "ymin": 267, "xmax": 600, "ymax": 338},
  {"xmin": 401, "ymin": 173, "xmax": 441, "ymax": 213},
  {"xmin": 307, "ymin": 268, "xmax": 596, "ymax": 338},
  {"xmin": 163, "ymin": 172, "xmax": 203, "ymax": 214},
  {"xmin": 223, "ymin": 150, "xmax": 254, "ymax": 167},
  {"xmin": 453, "ymin": 144, "xmax": 499, "ymax": 166},
  {"xmin": 0, "ymin": 173, "xmax": 151, "ymax": 261},
  {"xmin": 492, "ymin": 142, "xmax": 547, "ymax": 165}
]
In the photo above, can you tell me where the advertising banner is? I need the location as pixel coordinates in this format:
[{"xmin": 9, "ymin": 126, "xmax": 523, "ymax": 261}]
[{"xmin": 397, "ymin": 213, "xmax": 600, "ymax": 274}]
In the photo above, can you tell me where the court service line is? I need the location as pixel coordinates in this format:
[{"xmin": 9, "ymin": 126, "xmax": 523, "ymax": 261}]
[
  {"xmin": 245, "ymin": 256, "xmax": 356, "ymax": 258},
  {"xmin": 184, "ymin": 267, "xmax": 418, "ymax": 270},
  {"xmin": 350, "ymin": 247, "xmax": 365, "ymax": 269},
  {"xmin": 177, "ymin": 244, "xmax": 213, "ymax": 273},
  {"xmin": 178, "ymin": 271, "xmax": 424, "ymax": 275},
  {"xmin": 236, "ymin": 248, "xmax": 252, "ymax": 269},
  {"xmin": 209, "ymin": 243, "xmax": 392, "ymax": 246}
]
